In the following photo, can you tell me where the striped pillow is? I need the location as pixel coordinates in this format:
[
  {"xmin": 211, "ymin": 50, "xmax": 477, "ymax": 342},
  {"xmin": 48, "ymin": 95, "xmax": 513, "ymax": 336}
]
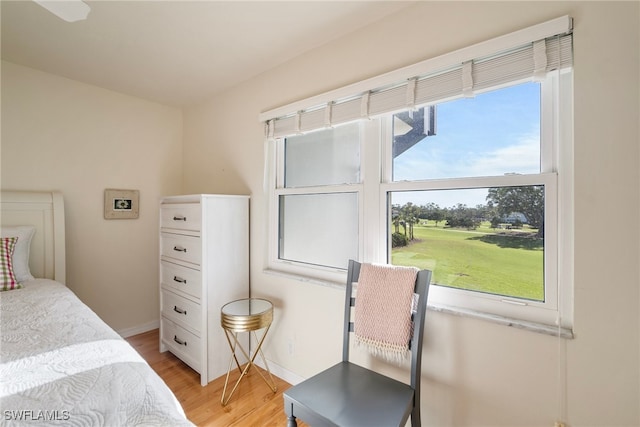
[{"xmin": 1, "ymin": 237, "xmax": 21, "ymax": 291}]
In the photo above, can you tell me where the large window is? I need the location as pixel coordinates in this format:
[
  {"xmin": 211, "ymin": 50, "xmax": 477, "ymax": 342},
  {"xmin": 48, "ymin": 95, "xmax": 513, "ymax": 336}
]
[
  {"xmin": 385, "ymin": 81, "xmax": 563, "ymax": 325},
  {"xmin": 268, "ymin": 123, "xmax": 364, "ymax": 281},
  {"xmin": 264, "ymin": 18, "xmax": 573, "ymax": 329}
]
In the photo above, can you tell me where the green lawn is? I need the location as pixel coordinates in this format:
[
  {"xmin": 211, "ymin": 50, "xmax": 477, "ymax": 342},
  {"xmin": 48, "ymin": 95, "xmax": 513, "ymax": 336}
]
[{"xmin": 392, "ymin": 222, "xmax": 544, "ymax": 301}]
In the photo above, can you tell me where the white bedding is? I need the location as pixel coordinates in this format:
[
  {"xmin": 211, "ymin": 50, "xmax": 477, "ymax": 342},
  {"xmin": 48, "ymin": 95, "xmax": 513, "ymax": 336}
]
[{"xmin": 0, "ymin": 280, "xmax": 194, "ymax": 426}]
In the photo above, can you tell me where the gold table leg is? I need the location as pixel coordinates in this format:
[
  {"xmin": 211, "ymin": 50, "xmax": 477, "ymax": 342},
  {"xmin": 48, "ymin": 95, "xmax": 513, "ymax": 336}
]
[{"xmin": 221, "ymin": 323, "xmax": 277, "ymax": 406}]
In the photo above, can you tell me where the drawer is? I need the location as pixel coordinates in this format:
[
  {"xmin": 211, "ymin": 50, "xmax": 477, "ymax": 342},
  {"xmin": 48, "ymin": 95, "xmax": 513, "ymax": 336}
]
[
  {"xmin": 161, "ymin": 289, "xmax": 202, "ymax": 333},
  {"xmin": 161, "ymin": 317, "xmax": 201, "ymax": 373},
  {"xmin": 161, "ymin": 233, "xmax": 201, "ymax": 266},
  {"xmin": 161, "ymin": 203, "xmax": 201, "ymax": 232},
  {"xmin": 161, "ymin": 261, "xmax": 201, "ymax": 300}
]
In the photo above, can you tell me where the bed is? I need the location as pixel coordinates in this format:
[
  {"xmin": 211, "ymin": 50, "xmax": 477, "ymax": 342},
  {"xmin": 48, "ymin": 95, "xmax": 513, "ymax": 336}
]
[{"xmin": 0, "ymin": 191, "xmax": 194, "ymax": 426}]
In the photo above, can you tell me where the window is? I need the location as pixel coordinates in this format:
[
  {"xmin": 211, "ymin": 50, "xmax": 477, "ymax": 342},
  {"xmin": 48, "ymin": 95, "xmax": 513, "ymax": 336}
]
[
  {"xmin": 384, "ymin": 76, "xmax": 571, "ymax": 326},
  {"xmin": 263, "ymin": 17, "xmax": 573, "ymax": 329},
  {"xmin": 278, "ymin": 124, "xmax": 361, "ymax": 271},
  {"xmin": 267, "ymin": 123, "xmax": 365, "ymax": 282}
]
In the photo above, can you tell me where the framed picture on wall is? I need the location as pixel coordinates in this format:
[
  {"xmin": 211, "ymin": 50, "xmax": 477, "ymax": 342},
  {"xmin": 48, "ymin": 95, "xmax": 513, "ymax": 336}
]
[{"xmin": 104, "ymin": 189, "xmax": 139, "ymax": 219}]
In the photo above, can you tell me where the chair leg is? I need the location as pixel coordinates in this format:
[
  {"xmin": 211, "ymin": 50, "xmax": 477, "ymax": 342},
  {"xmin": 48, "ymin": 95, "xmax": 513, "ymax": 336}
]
[
  {"xmin": 411, "ymin": 405, "xmax": 421, "ymax": 427},
  {"xmin": 287, "ymin": 415, "xmax": 298, "ymax": 427}
]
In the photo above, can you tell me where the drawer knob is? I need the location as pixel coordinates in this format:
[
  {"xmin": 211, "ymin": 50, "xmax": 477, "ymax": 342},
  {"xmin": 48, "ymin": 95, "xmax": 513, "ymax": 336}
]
[
  {"xmin": 173, "ymin": 216, "xmax": 187, "ymax": 221},
  {"xmin": 173, "ymin": 276, "xmax": 187, "ymax": 284},
  {"xmin": 173, "ymin": 305, "xmax": 187, "ymax": 315},
  {"xmin": 174, "ymin": 335, "xmax": 187, "ymax": 346},
  {"xmin": 173, "ymin": 246, "xmax": 187, "ymax": 253}
]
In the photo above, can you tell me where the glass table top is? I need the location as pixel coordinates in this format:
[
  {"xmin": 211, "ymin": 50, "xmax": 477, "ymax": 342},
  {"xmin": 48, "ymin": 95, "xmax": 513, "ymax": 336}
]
[{"xmin": 221, "ymin": 298, "xmax": 272, "ymax": 317}]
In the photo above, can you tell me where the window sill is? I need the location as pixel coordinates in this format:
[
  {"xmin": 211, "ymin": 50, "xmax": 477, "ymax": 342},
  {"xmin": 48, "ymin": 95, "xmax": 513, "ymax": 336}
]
[
  {"xmin": 264, "ymin": 268, "xmax": 574, "ymax": 339},
  {"xmin": 428, "ymin": 303, "xmax": 574, "ymax": 339}
]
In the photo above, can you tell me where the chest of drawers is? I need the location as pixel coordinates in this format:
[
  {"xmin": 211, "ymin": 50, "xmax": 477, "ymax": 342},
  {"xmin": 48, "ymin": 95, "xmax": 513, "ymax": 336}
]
[{"xmin": 159, "ymin": 194, "xmax": 249, "ymax": 386}]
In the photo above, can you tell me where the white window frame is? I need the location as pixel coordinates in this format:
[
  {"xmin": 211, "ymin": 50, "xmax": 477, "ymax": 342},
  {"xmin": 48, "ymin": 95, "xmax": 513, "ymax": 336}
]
[
  {"xmin": 265, "ymin": 122, "xmax": 373, "ymax": 285},
  {"xmin": 266, "ymin": 72, "xmax": 572, "ymax": 330},
  {"xmin": 263, "ymin": 17, "xmax": 574, "ymax": 332},
  {"xmin": 376, "ymin": 74, "xmax": 572, "ymax": 329}
]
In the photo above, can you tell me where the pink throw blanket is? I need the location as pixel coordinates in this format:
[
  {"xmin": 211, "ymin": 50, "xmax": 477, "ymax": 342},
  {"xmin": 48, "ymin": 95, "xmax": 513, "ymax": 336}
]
[{"xmin": 354, "ymin": 263, "xmax": 418, "ymax": 361}]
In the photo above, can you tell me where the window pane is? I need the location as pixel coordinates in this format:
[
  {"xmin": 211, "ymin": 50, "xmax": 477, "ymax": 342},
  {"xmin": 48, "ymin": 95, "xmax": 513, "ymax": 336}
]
[
  {"xmin": 285, "ymin": 123, "xmax": 360, "ymax": 188},
  {"xmin": 279, "ymin": 193, "xmax": 358, "ymax": 270},
  {"xmin": 393, "ymin": 83, "xmax": 541, "ymax": 181},
  {"xmin": 389, "ymin": 186, "xmax": 544, "ymax": 301}
]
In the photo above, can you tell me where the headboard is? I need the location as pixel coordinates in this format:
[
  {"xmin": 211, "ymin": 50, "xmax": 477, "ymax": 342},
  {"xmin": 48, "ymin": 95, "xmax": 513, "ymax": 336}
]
[{"xmin": 0, "ymin": 191, "xmax": 66, "ymax": 284}]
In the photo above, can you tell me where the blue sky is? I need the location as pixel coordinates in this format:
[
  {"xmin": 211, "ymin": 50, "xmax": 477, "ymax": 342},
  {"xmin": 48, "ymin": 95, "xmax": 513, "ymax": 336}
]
[{"xmin": 391, "ymin": 82, "xmax": 541, "ymax": 208}]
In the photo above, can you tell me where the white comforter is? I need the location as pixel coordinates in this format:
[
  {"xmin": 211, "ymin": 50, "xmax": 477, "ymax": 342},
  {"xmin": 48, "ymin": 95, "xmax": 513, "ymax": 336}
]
[{"xmin": 0, "ymin": 280, "xmax": 194, "ymax": 426}]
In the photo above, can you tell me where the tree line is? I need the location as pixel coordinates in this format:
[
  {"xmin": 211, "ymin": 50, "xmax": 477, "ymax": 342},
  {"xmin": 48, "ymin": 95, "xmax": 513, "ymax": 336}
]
[{"xmin": 392, "ymin": 186, "xmax": 544, "ymax": 246}]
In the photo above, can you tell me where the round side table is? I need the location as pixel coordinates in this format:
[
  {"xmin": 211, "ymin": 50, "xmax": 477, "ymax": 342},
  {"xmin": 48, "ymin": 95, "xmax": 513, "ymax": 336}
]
[{"xmin": 220, "ymin": 298, "xmax": 277, "ymax": 406}]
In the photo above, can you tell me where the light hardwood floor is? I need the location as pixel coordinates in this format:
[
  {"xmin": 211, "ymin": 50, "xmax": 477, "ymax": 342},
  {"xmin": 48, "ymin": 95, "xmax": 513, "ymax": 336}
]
[{"xmin": 126, "ymin": 329, "xmax": 308, "ymax": 427}]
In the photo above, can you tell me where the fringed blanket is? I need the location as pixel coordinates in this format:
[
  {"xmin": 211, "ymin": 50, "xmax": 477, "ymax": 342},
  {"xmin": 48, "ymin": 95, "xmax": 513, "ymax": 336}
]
[{"xmin": 354, "ymin": 263, "xmax": 418, "ymax": 362}]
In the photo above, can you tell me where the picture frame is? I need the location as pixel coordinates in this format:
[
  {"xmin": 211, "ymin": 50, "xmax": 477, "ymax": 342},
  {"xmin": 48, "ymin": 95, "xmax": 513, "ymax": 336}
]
[{"xmin": 104, "ymin": 189, "xmax": 139, "ymax": 219}]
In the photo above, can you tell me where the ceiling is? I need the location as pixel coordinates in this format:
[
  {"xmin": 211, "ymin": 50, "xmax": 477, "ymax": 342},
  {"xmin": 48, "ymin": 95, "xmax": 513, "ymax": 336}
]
[{"xmin": 1, "ymin": 1, "xmax": 414, "ymax": 107}]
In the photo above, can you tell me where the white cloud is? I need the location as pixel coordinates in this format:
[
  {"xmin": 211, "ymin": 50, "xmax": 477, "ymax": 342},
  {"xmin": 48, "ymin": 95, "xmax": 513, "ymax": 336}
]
[{"xmin": 466, "ymin": 133, "xmax": 540, "ymax": 177}]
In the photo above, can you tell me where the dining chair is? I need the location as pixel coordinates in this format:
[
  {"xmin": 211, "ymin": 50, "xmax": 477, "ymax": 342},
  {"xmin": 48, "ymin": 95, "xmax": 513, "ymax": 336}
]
[{"xmin": 283, "ymin": 259, "xmax": 432, "ymax": 427}]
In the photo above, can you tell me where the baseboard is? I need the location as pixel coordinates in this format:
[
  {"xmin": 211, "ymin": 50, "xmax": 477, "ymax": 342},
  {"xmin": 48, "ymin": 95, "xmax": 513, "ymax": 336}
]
[
  {"xmin": 254, "ymin": 358, "xmax": 305, "ymax": 386},
  {"xmin": 118, "ymin": 319, "xmax": 159, "ymax": 338}
]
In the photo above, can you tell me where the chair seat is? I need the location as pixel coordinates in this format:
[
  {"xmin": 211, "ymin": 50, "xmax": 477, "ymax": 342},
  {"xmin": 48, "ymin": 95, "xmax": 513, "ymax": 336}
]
[{"xmin": 284, "ymin": 361, "xmax": 414, "ymax": 427}]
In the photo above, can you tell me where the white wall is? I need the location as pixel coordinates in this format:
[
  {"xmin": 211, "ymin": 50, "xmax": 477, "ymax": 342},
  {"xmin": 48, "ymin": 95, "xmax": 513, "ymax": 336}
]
[
  {"xmin": 183, "ymin": 2, "xmax": 639, "ymax": 426},
  {"xmin": 1, "ymin": 61, "xmax": 183, "ymax": 334},
  {"xmin": 1, "ymin": 1, "xmax": 637, "ymax": 425}
]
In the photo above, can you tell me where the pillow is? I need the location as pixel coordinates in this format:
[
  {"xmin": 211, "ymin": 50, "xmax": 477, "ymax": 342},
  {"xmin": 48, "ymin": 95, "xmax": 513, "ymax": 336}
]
[
  {"xmin": 0, "ymin": 237, "xmax": 20, "ymax": 291},
  {"xmin": 1, "ymin": 225, "xmax": 35, "ymax": 282}
]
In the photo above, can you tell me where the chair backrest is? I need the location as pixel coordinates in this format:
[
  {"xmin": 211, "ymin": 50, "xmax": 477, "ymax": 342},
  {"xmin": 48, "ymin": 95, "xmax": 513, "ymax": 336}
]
[{"xmin": 342, "ymin": 259, "xmax": 432, "ymax": 391}]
